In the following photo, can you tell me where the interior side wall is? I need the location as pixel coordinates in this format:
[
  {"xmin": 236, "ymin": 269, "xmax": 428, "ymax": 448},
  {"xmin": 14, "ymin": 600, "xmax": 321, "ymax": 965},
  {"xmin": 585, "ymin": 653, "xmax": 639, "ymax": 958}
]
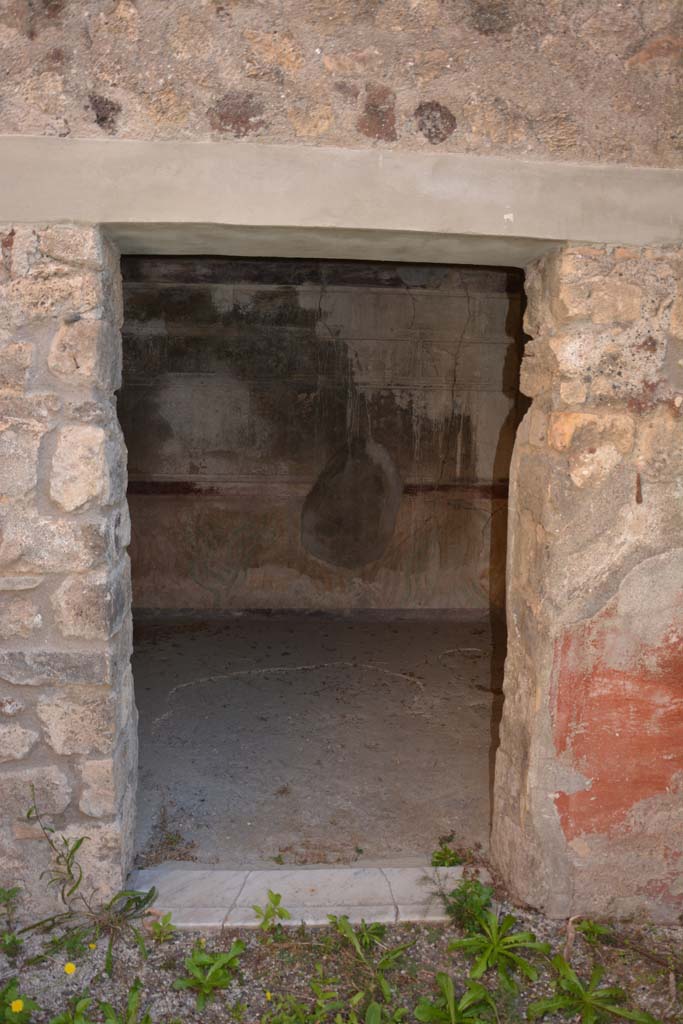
[{"xmin": 119, "ymin": 258, "xmax": 525, "ymax": 611}]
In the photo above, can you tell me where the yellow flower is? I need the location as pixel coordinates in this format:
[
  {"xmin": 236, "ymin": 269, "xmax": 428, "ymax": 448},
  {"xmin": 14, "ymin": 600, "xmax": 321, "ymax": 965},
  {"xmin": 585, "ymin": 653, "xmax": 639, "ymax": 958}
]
[
  {"xmin": 64, "ymin": 962, "xmax": 77, "ymax": 975},
  {"xmin": 10, "ymin": 999, "xmax": 24, "ymax": 1013},
  {"xmin": 88, "ymin": 943, "xmax": 97, "ymax": 950},
  {"xmin": 265, "ymin": 991, "xmax": 272, "ymax": 1002}
]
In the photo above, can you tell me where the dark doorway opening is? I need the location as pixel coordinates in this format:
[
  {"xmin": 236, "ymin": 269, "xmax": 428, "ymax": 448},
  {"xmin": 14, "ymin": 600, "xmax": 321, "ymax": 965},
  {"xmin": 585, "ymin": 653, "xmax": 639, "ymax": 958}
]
[{"xmin": 117, "ymin": 256, "xmax": 526, "ymax": 868}]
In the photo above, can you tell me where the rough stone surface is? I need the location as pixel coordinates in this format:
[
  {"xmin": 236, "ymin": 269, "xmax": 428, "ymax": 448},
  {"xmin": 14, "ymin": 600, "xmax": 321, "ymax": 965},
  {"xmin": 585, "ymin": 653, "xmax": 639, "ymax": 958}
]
[
  {"xmin": 0, "ymin": 595, "xmax": 42, "ymax": 639},
  {"xmin": 0, "ymin": 765, "xmax": 71, "ymax": 819},
  {"xmin": 0, "ymin": 722, "xmax": 39, "ymax": 762},
  {"xmin": 0, "ymin": 223, "xmax": 136, "ymax": 918},
  {"xmin": 48, "ymin": 318, "xmax": 121, "ymax": 391},
  {"xmin": 52, "ymin": 562, "xmax": 130, "ymax": 639},
  {"xmin": 0, "ymin": 2, "xmax": 679, "ymax": 167},
  {"xmin": 492, "ymin": 242, "xmax": 683, "ymax": 923},
  {"xmin": 79, "ymin": 758, "xmax": 117, "ymax": 817},
  {"xmin": 0, "ymin": 423, "xmax": 42, "ymax": 498},
  {"xmin": 50, "ymin": 424, "xmax": 106, "ymax": 510},
  {"xmin": 37, "ymin": 688, "xmax": 116, "ymax": 757}
]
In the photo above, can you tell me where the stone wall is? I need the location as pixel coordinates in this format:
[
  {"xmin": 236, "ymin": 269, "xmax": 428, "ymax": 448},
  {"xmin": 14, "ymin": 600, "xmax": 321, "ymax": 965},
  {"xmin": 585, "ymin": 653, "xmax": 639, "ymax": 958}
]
[
  {"xmin": 492, "ymin": 242, "xmax": 683, "ymax": 921},
  {"xmin": 0, "ymin": 224, "xmax": 136, "ymax": 916},
  {"xmin": 119, "ymin": 257, "xmax": 525, "ymax": 611},
  {"xmin": 0, "ymin": 1, "xmax": 680, "ymax": 167}
]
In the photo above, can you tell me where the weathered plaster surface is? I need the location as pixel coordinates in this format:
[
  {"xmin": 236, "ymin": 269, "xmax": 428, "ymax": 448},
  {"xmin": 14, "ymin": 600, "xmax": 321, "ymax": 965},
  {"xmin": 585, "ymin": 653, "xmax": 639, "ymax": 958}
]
[
  {"xmin": 120, "ymin": 257, "xmax": 523, "ymax": 611},
  {"xmin": 0, "ymin": 1, "xmax": 681, "ymax": 167},
  {"xmin": 0, "ymin": 223, "xmax": 136, "ymax": 916},
  {"xmin": 492, "ymin": 242, "xmax": 683, "ymax": 921}
]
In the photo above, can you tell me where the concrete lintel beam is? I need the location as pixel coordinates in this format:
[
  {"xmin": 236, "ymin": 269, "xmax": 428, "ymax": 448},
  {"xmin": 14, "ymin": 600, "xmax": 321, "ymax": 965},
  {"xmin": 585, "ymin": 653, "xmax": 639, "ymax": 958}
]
[{"xmin": 0, "ymin": 136, "xmax": 681, "ymax": 265}]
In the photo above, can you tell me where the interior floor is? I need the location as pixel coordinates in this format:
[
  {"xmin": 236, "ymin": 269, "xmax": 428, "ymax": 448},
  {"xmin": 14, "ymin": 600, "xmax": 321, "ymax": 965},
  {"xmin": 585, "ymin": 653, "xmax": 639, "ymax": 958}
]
[{"xmin": 133, "ymin": 614, "xmax": 504, "ymax": 868}]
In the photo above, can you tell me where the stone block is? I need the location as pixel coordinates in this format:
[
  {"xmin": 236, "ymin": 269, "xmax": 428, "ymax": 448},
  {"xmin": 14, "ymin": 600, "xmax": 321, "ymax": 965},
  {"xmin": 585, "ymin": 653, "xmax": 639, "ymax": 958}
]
[
  {"xmin": 590, "ymin": 279, "xmax": 643, "ymax": 324},
  {"xmin": 0, "ymin": 340, "xmax": 32, "ymax": 392},
  {"xmin": 0, "ymin": 390, "xmax": 61, "ymax": 424},
  {"xmin": 48, "ymin": 318, "xmax": 122, "ymax": 391},
  {"xmin": 550, "ymin": 278, "xmax": 591, "ymax": 324},
  {"xmin": 548, "ymin": 411, "xmax": 635, "ymax": 454},
  {"xmin": 0, "ymin": 575, "xmax": 43, "ymax": 591},
  {"xmin": 0, "ymin": 595, "xmax": 42, "ymax": 639},
  {"xmin": 0, "ymin": 273, "xmax": 105, "ymax": 331},
  {"xmin": 78, "ymin": 757, "xmax": 117, "ymax": 817},
  {"xmin": 0, "ymin": 645, "xmax": 126, "ymax": 688},
  {"xmin": 0, "ymin": 765, "xmax": 71, "ymax": 818},
  {"xmin": 568, "ymin": 444, "xmax": 623, "ymax": 488},
  {"xmin": 0, "ymin": 225, "xmax": 38, "ymax": 280},
  {"xmin": 0, "ymin": 722, "xmax": 39, "ymax": 762},
  {"xmin": 52, "ymin": 563, "xmax": 130, "ymax": 639},
  {"xmin": 636, "ymin": 406, "xmax": 683, "ymax": 481},
  {"xmin": 560, "ymin": 380, "xmax": 587, "ymax": 404},
  {"xmin": 0, "ymin": 424, "xmax": 42, "ymax": 498},
  {"xmin": 37, "ymin": 688, "xmax": 116, "ymax": 756},
  {"xmin": 0, "ymin": 508, "xmax": 113, "ymax": 573},
  {"xmin": 37, "ymin": 226, "xmax": 105, "ymax": 269},
  {"xmin": 50, "ymin": 424, "xmax": 107, "ymax": 511}
]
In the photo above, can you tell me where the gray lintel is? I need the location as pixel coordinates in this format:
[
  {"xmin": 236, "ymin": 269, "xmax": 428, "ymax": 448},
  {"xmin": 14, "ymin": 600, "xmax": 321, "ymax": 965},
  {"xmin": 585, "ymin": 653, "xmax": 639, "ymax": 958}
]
[{"xmin": 0, "ymin": 135, "xmax": 681, "ymax": 266}]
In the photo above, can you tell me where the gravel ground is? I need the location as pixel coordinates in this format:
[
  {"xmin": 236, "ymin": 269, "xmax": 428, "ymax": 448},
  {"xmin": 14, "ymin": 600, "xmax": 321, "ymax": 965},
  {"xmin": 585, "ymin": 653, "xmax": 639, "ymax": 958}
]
[{"xmin": 2, "ymin": 888, "xmax": 682, "ymax": 1024}]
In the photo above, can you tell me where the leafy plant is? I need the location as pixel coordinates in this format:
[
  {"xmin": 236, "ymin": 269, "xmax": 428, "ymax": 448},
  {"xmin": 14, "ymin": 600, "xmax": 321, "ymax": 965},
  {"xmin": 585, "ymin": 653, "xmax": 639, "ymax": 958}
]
[
  {"xmin": 100, "ymin": 979, "xmax": 153, "ymax": 1024},
  {"xmin": 0, "ymin": 887, "xmax": 21, "ymax": 923},
  {"xmin": 414, "ymin": 972, "xmax": 495, "ymax": 1024},
  {"xmin": 0, "ymin": 932, "xmax": 23, "ymax": 959},
  {"xmin": 345, "ymin": 1001, "xmax": 408, "ymax": 1024},
  {"xmin": 356, "ymin": 920, "xmax": 387, "ymax": 950},
  {"xmin": 253, "ymin": 890, "xmax": 292, "ymax": 936},
  {"xmin": 90, "ymin": 889, "xmax": 155, "ymax": 976},
  {"xmin": 328, "ymin": 915, "xmax": 411, "ymax": 1003},
  {"xmin": 448, "ymin": 910, "xmax": 550, "ymax": 992},
  {"xmin": 26, "ymin": 794, "xmax": 87, "ymax": 907},
  {"xmin": 22, "ymin": 793, "xmax": 157, "ymax": 976},
  {"xmin": 443, "ymin": 881, "xmax": 493, "ymax": 933},
  {"xmin": 528, "ymin": 956, "xmax": 659, "ymax": 1024},
  {"xmin": 0, "ymin": 886, "xmax": 24, "ymax": 959},
  {"xmin": 173, "ymin": 938, "xmax": 245, "ymax": 1010},
  {"xmin": 27, "ymin": 925, "xmax": 92, "ymax": 966},
  {"xmin": 148, "ymin": 911, "xmax": 176, "ymax": 944},
  {"xmin": 48, "ymin": 995, "xmax": 97, "ymax": 1024},
  {"xmin": 0, "ymin": 978, "xmax": 39, "ymax": 1024},
  {"xmin": 575, "ymin": 920, "xmax": 614, "ymax": 947},
  {"xmin": 431, "ymin": 842, "xmax": 463, "ymax": 868}
]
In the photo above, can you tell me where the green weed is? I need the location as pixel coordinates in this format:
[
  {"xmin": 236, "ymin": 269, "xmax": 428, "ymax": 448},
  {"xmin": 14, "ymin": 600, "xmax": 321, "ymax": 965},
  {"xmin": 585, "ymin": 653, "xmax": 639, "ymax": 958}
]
[
  {"xmin": 0, "ymin": 978, "xmax": 39, "ymax": 1024},
  {"xmin": 148, "ymin": 912, "xmax": 176, "ymax": 945},
  {"xmin": 172, "ymin": 938, "xmax": 245, "ymax": 1010},
  {"xmin": 100, "ymin": 979, "xmax": 153, "ymax": 1024},
  {"xmin": 443, "ymin": 881, "xmax": 493, "ymax": 933},
  {"xmin": 414, "ymin": 972, "xmax": 495, "ymax": 1024},
  {"xmin": 449, "ymin": 910, "xmax": 550, "ymax": 993},
  {"xmin": 431, "ymin": 842, "xmax": 463, "ymax": 868},
  {"xmin": 253, "ymin": 890, "xmax": 292, "ymax": 937},
  {"xmin": 528, "ymin": 955, "xmax": 659, "ymax": 1024}
]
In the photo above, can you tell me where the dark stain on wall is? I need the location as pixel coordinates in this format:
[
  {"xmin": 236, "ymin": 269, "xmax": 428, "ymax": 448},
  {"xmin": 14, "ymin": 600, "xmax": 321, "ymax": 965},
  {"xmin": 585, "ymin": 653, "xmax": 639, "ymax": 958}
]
[
  {"xmin": 414, "ymin": 101, "xmax": 457, "ymax": 144},
  {"xmin": 207, "ymin": 90, "xmax": 267, "ymax": 136},
  {"xmin": 357, "ymin": 82, "xmax": 397, "ymax": 142},
  {"xmin": 88, "ymin": 93, "xmax": 122, "ymax": 134},
  {"xmin": 302, "ymin": 436, "xmax": 403, "ymax": 569}
]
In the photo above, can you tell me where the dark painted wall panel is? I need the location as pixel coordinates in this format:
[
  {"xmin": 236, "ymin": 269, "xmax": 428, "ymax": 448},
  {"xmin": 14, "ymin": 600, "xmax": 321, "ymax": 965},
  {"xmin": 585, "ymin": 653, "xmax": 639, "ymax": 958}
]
[{"xmin": 120, "ymin": 257, "xmax": 524, "ymax": 610}]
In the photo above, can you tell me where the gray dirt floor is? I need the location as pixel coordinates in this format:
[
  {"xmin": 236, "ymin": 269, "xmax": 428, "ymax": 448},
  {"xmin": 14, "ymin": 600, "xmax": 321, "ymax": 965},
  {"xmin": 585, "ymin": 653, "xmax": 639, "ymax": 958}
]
[{"xmin": 133, "ymin": 614, "xmax": 504, "ymax": 868}]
